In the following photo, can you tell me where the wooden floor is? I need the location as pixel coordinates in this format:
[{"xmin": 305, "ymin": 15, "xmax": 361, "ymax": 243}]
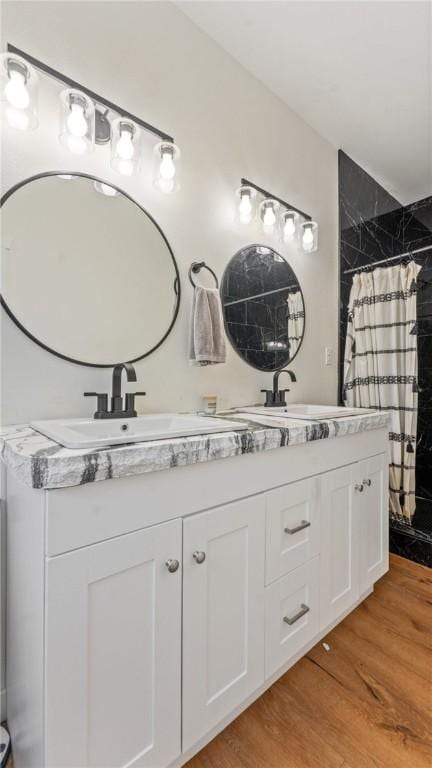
[{"xmin": 185, "ymin": 555, "xmax": 432, "ymax": 768}]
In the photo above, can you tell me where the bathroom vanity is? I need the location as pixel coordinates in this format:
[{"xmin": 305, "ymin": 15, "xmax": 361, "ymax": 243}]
[{"xmin": 1, "ymin": 410, "xmax": 390, "ymax": 768}]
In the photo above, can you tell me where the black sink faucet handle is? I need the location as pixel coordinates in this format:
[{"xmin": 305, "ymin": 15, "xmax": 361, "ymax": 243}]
[
  {"xmin": 125, "ymin": 392, "xmax": 147, "ymax": 417},
  {"xmin": 260, "ymin": 389, "xmax": 275, "ymax": 408},
  {"xmin": 84, "ymin": 392, "xmax": 109, "ymax": 417},
  {"xmin": 277, "ymin": 388, "xmax": 292, "ymax": 406}
]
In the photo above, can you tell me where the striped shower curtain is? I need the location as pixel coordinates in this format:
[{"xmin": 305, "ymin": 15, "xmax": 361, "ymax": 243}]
[
  {"xmin": 343, "ymin": 262, "xmax": 421, "ymax": 522},
  {"xmin": 287, "ymin": 290, "xmax": 305, "ymax": 359}
]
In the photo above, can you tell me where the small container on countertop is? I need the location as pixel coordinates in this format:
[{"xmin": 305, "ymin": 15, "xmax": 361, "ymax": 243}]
[{"xmin": 202, "ymin": 394, "xmax": 217, "ymax": 415}]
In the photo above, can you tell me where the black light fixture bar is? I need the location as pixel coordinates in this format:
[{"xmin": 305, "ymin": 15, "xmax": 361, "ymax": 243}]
[
  {"xmin": 7, "ymin": 43, "xmax": 174, "ymax": 143},
  {"xmin": 241, "ymin": 177, "xmax": 312, "ymax": 221}
]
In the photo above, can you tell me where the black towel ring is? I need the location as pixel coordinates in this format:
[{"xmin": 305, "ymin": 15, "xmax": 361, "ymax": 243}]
[{"xmin": 189, "ymin": 261, "xmax": 219, "ymax": 288}]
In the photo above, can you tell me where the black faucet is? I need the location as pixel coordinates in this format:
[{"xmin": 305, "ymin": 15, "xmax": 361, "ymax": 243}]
[
  {"xmin": 84, "ymin": 363, "xmax": 146, "ymax": 419},
  {"xmin": 261, "ymin": 369, "xmax": 297, "ymax": 408}
]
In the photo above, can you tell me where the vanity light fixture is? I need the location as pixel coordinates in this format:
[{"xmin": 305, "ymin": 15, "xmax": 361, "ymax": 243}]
[
  {"xmin": 1, "ymin": 52, "xmax": 38, "ymax": 130},
  {"xmin": 301, "ymin": 221, "xmax": 318, "ymax": 252},
  {"xmin": 236, "ymin": 184, "xmax": 256, "ymax": 224},
  {"xmin": 3, "ymin": 43, "xmax": 179, "ymax": 187},
  {"xmin": 259, "ymin": 198, "xmax": 280, "ymax": 234},
  {"xmin": 59, "ymin": 89, "xmax": 94, "ymax": 155},
  {"xmin": 237, "ymin": 177, "xmax": 318, "ymax": 253},
  {"xmin": 154, "ymin": 141, "xmax": 181, "ymax": 193}
]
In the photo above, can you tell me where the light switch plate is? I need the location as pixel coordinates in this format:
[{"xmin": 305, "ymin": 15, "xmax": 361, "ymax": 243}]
[{"xmin": 325, "ymin": 347, "xmax": 334, "ymax": 366}]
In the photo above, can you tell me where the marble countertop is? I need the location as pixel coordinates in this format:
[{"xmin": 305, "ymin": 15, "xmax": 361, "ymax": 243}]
[{"xmin": 0, "ymin": 410, "xmax": 390, "ymax": 491}]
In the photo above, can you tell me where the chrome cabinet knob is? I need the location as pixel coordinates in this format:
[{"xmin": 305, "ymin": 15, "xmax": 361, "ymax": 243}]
[
  {"xmin": 165, "ymin": 559, "xmax": 180, "ymax": 573},
  {"xmin": 193, "ymin": 550, "xmax": 206, "ymax": 564},
  {"xmin": 363, "ymin": 478, "xmax": 372, "ymax": 487},
  {"xmin": 355, "ymin": 483, "xmax": 364, "ymax": 493}
]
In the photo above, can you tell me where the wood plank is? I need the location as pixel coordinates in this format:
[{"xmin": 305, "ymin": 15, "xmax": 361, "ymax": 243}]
[{"xmin": 186, "ymin": 555, "xmax": 432, "ymax": 768}]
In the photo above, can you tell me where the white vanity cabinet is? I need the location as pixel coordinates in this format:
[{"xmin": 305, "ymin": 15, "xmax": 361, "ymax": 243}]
[
  {"xmin": 320, "ymin": 452, "xmax": 389, "ymax": 629},
  {"xmin": 45, "ymin": 520, "xmax": 182, "ymax": 768},
  {"xmin": 358, "ymin": 453, "xmax": 389, "ymax": 592},
  {"xmin": 4, "ymin": 425, "xmax": 390, "ymax": 768},
  {"xmin": 182, "ymin": 496, "xmax": 265, "ymax": 751},
  {"xmin": 319, "ymin": 463, "xmax": 361, "ymax": 627}
]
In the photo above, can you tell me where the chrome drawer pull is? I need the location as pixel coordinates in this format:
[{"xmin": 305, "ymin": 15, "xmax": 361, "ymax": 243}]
[
  {"xmin": 165, "ymin": 559, "xmax": 180, "ymax": 573},
  {"xmin": 363, "ymin": 478, "xmax": 372, "ymax": 487},
  {"xmin": 283, "ymin": 603, "xmax": 310, "ymax": 626},
  {"xmin": 355, "ymin": 483, "xmax": 364, "ymax": 493},
  {"xmin": 284, "ymin": 520, "xmax": 311, "ymax": 535}
]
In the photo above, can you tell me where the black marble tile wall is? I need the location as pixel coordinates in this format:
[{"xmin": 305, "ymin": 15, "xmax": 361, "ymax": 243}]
[{"xmin": 339, "ymin": 151, "xmax": 432, "ymax": 566}]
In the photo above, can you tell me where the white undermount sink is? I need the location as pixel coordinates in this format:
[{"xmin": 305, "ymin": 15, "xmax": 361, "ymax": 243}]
[
  {"xmin": 31, "ymin": 413, "xmax": 247, "ymax": 449},
  {"xmin": 238, "ymin": 404, "xmax": 375, "ymax": 420}
]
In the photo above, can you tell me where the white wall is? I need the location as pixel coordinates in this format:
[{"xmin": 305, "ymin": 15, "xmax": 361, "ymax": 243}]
[{"xmin": 1, "ymin": 0, "xmax": 338, "ymax": 424}]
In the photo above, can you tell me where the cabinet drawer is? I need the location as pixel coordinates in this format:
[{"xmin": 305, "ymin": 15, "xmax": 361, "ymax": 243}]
[
  {"xmin": 265, "ymin": 557, "xmax": 320, "ymax": 679},
  {"xmin": 265, "ymin": 478, "xmax": 320, "ymax": 584}
]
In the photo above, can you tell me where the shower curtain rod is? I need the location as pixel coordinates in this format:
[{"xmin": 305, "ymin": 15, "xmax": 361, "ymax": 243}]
[
  {"xmin": 224, "ymin": 283, "xmax": 299, "ymax": 307},
  {"xmin": 343, "ymin": 244, "xmax": 432, "ymax": 275}
]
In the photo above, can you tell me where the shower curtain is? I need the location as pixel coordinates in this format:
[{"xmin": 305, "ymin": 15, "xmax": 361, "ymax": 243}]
[
  {"xmin": 287, "ymin": 290, "xmax": 304, "ymax": 358},
  {"xmin": 343, "ymin": 262, "xmax": 421, "ymax": 522}
]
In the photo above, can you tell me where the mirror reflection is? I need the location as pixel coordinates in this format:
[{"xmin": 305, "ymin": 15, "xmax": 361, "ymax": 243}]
[
  {"xmin": 1, "ymin": 173, "xmax": 180, "ymax": 366},
  {"xmin": 221, "ymin": 245, "xmax": 305, "ymax": 371}
]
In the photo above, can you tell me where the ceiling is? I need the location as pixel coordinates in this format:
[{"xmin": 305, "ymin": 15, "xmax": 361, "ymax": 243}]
[{"xmin": 177, "ymin": 1, "xmax": 431, "ymax": 205}]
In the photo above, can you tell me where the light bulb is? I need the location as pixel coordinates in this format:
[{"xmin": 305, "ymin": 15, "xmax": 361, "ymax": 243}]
[
  {"xmin": 283, "ymin": 216, "xmax": 296, "ymax": 240},
  {"xmin": 160, "ymin": 149, "xmax": 176, "ymax": 180},
  {"xmin": 66, "ymin": 103, "xmax": 88, "ymax": 138},
  {"xmin": 65, "ymin": 135, "xmax": 87, "ymax": 155},
  {"xmin": 117, "ymin": 128, "xmax": 134, "ymax": 160},
  {"xmin": 239, "ymin": 192, "xmax": 252, "ymax": 223},
  {"xmin": 5, "ymin": 106, "xmax": 30, "ymax": 131},
  {"xmin": 5, "ymin": 70, "xmax": 29, "ymax": 110},
  {"xmin": 302, "ymin": 225, "xmax": 314, "ymax": 251},
  {"xmin": 94, "ymin": 181, "xmax": 118, "ymax": 197},
  {"xmin": 263, "ymin": 205, "xmax": 276, "ymax": 228}
]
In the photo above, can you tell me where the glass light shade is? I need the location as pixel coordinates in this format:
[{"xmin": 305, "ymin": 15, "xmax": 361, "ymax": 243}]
[
  {"xmin": 1, "ymin": 53, "xmax": 38, "ymax": 130},
  {"xmin": 259, "ymin": 198, "xmax": 280, "ymax": 234},
  {"xmin": 59, "ymin": 89, "xmax": 94, "ymax": 155},
  {"xmin": 301, "ymin": 221, "xmax": 318, "ymax": 253},
  {"xmin": 93, "ymin": 181, "xmax": 118, "ymax": 197},
  {"xmin": 153, "ymin": 141, "xmax": 181, "ymax": 193},
  {"xmin": 110, "ymin": 118, "xmax": 142, "ymax": 176},
  {"xmin": 236, "ymin": 185, "xmax": 256, "ymax": 224},
  {"xmin": 281, "ymin": 210, "xmax": 300, "ymax": 243}
]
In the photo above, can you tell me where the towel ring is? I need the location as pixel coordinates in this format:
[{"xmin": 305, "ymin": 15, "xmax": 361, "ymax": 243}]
[{"xmin": 189, "ymin": 261, "xmax": 219, "ymax": 289}]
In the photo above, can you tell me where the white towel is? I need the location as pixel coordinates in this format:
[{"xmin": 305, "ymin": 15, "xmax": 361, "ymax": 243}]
[{"xmin": 189, "ymin": 287, "xmax": 227, "ymax": 365}]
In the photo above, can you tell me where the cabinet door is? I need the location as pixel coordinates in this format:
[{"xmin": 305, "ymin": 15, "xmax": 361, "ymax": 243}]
[
  {"xmin": 45, "ymin": 520, "xmax": 182, "ymax": 768},
  {"xmin": 320, "ymin": 465, "xmax": 360, "ymax": 630},
  {"xmin": 358, "ymin": 452, "xmax": 389, "ymax": 592},
  {"xmin": 182, "ymin": 496, "xmax": 265, "ymax": 751},
  {"xmin": 265, "ymin": 477, "xmax": 320, "ymax": 584}
]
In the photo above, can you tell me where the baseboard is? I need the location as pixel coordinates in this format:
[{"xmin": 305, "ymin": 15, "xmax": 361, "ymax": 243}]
[{"xmin": 0, "ymin": 688, "xmax": 6, "ymax": 721}]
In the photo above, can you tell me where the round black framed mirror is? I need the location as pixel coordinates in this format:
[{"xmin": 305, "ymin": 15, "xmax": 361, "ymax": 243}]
[
  {"xmin": 0, "ymin": 172, "xmax": 180, "ymax": 367},
  {"xmin": 221, "ymin": 244, "xmax": 305, "ymax": 371}
]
